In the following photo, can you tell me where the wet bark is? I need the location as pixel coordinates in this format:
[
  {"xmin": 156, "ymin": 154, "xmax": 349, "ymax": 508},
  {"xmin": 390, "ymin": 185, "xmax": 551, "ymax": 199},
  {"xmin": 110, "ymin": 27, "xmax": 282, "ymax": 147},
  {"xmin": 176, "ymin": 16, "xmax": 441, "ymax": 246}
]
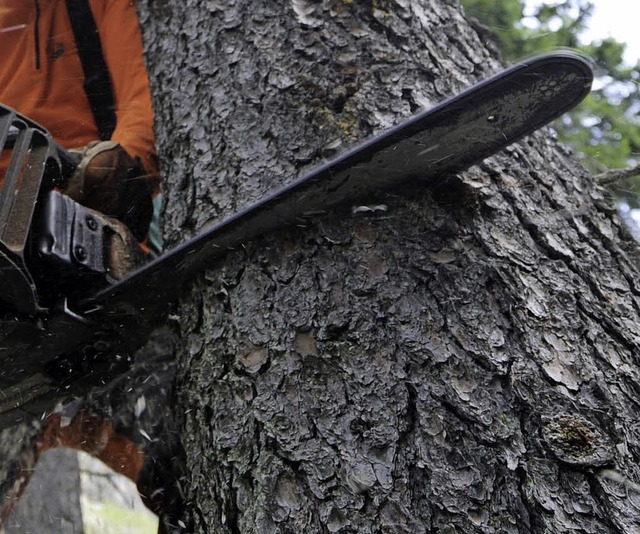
[{"xmin": 132, "ymin": 0, "xmax": 640, "ymax": 532}]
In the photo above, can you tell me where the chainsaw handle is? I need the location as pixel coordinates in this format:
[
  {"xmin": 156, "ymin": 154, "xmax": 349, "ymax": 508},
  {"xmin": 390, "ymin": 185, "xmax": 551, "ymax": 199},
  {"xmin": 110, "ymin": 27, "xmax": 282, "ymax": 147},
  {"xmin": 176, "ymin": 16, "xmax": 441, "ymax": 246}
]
[
  {"xmin": 56, "ymin": 143, "xmax": 81, "ymax": 183},
  {"xmin": 5, "ymin": 128, "xmax": 80, "ymax": 185}
]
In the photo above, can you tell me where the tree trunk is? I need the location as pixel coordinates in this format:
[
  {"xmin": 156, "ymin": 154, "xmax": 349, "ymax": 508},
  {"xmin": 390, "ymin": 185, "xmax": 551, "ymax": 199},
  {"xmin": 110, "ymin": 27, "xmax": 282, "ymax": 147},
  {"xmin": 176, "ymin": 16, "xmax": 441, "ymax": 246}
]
[
  {"xmin": 133, "ymin": 0, "xmax": 640, "ymax": 532},
  {"xmin": 2, "ymin": 0, "xmax": 636, "ymax": 532}
]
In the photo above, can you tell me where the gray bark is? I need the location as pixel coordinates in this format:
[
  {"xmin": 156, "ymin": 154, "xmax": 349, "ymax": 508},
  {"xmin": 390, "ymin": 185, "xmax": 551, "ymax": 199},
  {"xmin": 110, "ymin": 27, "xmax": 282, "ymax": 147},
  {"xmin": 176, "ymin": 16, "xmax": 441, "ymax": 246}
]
[
  {"xmin": 0, "ymin": 1, "xmax": 638, "ymax": 533},
  {"xmin": 135, "ymin": 0, "xmax": 640, "ymax": 532}
]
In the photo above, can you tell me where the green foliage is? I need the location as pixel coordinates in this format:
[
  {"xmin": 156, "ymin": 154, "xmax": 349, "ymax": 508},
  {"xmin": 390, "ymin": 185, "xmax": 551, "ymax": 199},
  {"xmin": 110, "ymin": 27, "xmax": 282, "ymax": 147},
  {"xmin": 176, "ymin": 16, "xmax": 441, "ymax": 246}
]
[
  {"xmin": 463, "ymin": 0, "xmax": 586, "ymax": 57},
  {"xmin": 461, "ymin": 0, "xmax": 640, "ymax": 184}
]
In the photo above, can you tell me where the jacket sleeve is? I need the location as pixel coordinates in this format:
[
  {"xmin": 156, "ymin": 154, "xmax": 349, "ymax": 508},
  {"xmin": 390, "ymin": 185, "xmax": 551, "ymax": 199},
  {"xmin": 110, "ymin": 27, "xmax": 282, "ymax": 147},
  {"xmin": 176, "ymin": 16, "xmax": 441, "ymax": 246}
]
[{"xmin": 93, "ymin": 0, "xmax": 159, "ymax": 178}]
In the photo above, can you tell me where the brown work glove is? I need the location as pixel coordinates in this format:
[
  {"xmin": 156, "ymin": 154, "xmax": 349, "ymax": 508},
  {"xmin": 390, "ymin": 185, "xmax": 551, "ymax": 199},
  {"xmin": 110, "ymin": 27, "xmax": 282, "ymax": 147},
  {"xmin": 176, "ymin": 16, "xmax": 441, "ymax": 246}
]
[{"xmin": 63, "ymin": 141, "xmax": 153, "ymax": 242}]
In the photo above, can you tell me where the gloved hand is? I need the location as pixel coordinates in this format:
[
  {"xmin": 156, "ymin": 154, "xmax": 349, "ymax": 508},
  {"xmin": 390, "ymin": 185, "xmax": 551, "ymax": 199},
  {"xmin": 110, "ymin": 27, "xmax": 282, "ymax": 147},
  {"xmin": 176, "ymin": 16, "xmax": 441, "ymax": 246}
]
[{"xmin": 63, "ymin": 141, "xmax": 153, "ymax": 241}]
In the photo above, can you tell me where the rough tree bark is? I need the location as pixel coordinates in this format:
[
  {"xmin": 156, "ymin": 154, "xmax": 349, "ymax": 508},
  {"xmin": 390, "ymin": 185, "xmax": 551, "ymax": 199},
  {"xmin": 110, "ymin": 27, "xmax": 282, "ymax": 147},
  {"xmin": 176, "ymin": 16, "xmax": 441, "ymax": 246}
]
[
  {"xmin": 2, "ymin": 0, "xmax": 639, "ymax": 533},
  {"xmin": 132, "ymin": 0, "xmax": 640, "ymax": 532}
]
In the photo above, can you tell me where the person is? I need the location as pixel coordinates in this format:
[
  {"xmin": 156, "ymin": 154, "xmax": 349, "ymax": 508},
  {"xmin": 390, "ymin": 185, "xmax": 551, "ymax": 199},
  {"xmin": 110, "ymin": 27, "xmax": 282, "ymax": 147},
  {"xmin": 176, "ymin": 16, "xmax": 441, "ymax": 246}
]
[
  {"xmin": 0, "ymin": 0, "xmax": 158, "ymax": 242},
  {"xmin": 0, "ymin": 0, "xmax": 167, "ymax": 525}
]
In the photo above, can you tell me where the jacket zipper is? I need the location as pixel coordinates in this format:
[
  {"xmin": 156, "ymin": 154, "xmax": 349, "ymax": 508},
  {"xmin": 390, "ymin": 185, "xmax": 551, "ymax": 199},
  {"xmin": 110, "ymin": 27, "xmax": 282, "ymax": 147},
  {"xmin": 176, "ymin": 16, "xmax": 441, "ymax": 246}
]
[{"xmin": 34, "ymin": 0, "xmax": 41, "ymax": 69}]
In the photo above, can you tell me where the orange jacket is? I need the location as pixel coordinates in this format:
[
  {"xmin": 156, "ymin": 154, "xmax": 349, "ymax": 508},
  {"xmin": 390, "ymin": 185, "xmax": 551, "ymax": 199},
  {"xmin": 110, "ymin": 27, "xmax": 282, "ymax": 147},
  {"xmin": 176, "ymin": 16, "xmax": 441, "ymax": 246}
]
[{"xmin": 0, "ymin": 0, "xmax": 158, "ymax": 175}]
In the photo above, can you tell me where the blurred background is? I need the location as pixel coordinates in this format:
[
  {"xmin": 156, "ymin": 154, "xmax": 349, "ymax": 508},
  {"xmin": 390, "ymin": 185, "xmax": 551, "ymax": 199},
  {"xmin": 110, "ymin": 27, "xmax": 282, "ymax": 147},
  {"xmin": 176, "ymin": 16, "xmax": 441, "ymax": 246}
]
[{"xmin": 462, "ymin": 0, "xmax": 640, "ymax": 235}]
